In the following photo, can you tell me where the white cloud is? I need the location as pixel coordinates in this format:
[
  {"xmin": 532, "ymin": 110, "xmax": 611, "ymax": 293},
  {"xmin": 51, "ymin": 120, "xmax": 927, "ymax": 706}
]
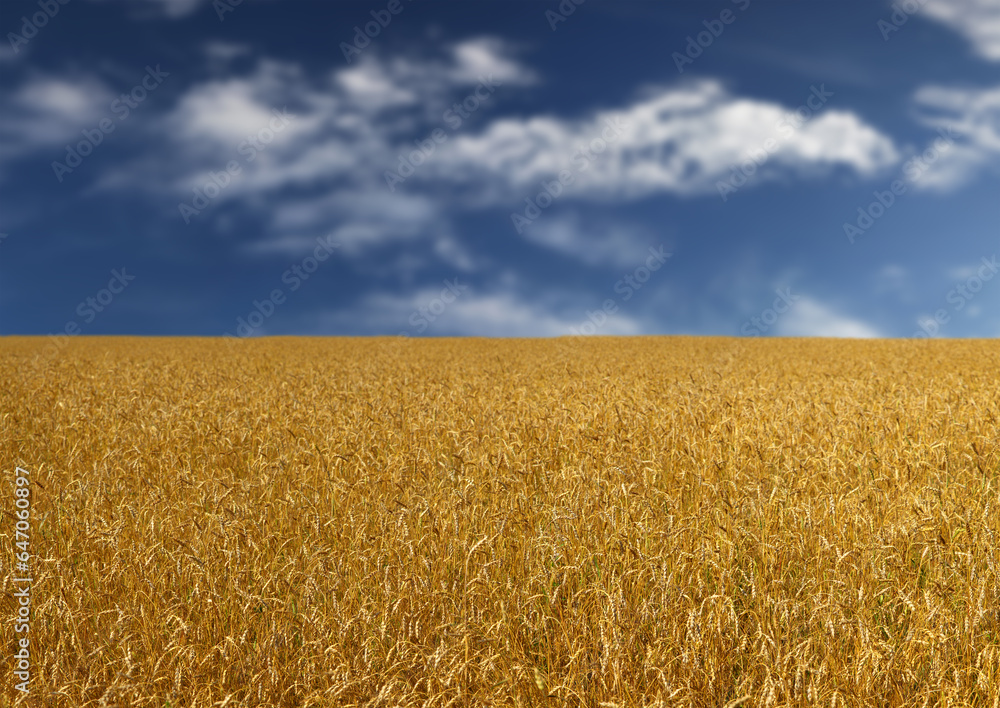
[
  {"xmin": 96, "ymin": 37, "xmax": 531, "ymax": 186},
  {"xmin": 203, "ymin": 41, "xmax": 253, "ymax": 62},
  {"xmin": 335, "ymin": 37, "xmax": 535, "ymax": 117},
  {"xmin": 874, "ymin": 264, "xmax": 917, "ymax": 304},
  {"xmin": 917, "ymin": 0, "xmax": 1000, "ymax": 62},
  {"xmin": 946, "ymin": 263, "xmax": 981, "ymax": 280},
  {"xmin": 335, "ymin": 59, "xmax": 420, "ymax": 112},
  {"xmin": 79, "ymin": 43, "xmax": 896, "ymax": 292},
  {"xmin": 878, "ymin": 263, "xmax": 907, "ymax": 284},
  {"xmin": 909, "ymin": 0, "xmax": 1000, "ymax": 197},
  {"xmin": 148, "ymin": 0, "xmax": 205, "ymax": 17},
  {"xmin": 92, "ymin": 60, "xmax": 348, "ymax": 197},
  {"xmin": 164, "ymin": 59, "xmax": 313, "ymax": 147},
  {"xmin": 0, "ymin": 74, "xmax": 113, "ymax": 167},
  {"xmin": 86, "ymin": 0, "xmax": 209, "ymax": 19},
  {"xmin": 171, "ymin": 81, "xmax": 281, "ymax": 145},
  {"xmin": 18, "ymin": 78, "xmax": 106, "ymax": 122},
  {"xmin": 911, "ymin": 84, "xmax": 1000, "ymax": 190},
  {"xmin": 449, "ymin": 37, "xmax": 536, "ymax": 86},
  {"xmin": 429, "ymin": 79, "xmax": 899, "ymax": 202},
  {"xmin": 774, "ymin": 297, "xmax": 882, "ymax": 338},
  {"xmin": 426, "ymin": 292, "xmax": 581, "ymax": 336},
  {"xmin": 432, "ymin": 235, "xmax": 478, "ymax": 273},
  {"xmin": 944, "ymin": 255, "xmax": 999, "ymax": 283},
  {"xmin": 316, "ymin": 289, "xmax": 643, "ymax": 337},
  {"xmin": 90, "ymin": 38, "xmax": 535, "ymax": 262},
  {"xmin": 521, "ymin": 212, "xmax": 664, "ymax": 269},
  {"xmin": 266, "ymin": 191, "xmax": 440, "ymax": 254}
]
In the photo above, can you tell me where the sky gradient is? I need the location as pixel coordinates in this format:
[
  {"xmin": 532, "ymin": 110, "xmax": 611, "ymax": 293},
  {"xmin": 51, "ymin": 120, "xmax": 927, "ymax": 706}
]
[{"xmin": 2, "ymin": 0, "xmax": 999, "ymax": 338}]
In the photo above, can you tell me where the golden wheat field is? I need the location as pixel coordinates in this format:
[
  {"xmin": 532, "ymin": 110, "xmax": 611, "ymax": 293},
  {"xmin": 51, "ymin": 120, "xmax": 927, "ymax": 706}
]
[{"xmin": 3, "ymin": 336, "xmax": 1000, "ymax": 707}]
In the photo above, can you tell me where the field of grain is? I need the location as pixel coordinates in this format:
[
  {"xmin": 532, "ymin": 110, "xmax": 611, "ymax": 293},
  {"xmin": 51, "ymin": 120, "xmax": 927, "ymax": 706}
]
[{"xmin": 3, "ymin": 336, "xmax": 1000, "ymax": 707}]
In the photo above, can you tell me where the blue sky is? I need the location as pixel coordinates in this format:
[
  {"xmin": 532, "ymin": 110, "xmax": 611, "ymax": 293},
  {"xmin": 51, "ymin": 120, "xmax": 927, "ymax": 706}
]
[{"xmin": 1, "ymin": 0, "xmax": 999, "ymax": 338}]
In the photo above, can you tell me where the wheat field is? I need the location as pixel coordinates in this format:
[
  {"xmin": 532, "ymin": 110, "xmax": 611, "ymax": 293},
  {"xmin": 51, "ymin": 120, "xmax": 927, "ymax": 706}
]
[{"xmin": 2, "ymin": 336, "xmax": 1000, "ymax": 707}]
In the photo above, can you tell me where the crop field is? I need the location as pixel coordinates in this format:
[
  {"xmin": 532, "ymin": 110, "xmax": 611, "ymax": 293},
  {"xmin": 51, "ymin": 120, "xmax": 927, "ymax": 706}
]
[{"xmin": 3, "ymin": 336, "xmax": 1000, "ymax": 707}]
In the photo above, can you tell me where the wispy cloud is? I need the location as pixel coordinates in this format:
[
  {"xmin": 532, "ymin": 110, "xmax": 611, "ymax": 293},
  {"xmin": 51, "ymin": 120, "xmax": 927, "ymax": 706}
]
[
  {"xmin": 910, "ymin": 84, "xmax": 1000, "ymax": 190},
  {"xmin": 917, "ymin": 0, "xmax": 1000, "ymax": 62},
  {"xmin": 313, "ymin": 290, "xmax": 638, "ymax": 337},
  {"xmin": 86, "ymin": 0, "xmax": 210, "ymax": 19},
  {"xmin": 0, "ymin": 74, "xmax": 114, "ymax": 167},
  {"xmin": 520, "ymin": 212, "xmax": 666, "ymax": 269},
  {"xmin": 428, "ymin": 79, "xmax": 899, "ymax": 202},
  {"xmin": 774, "ymin": 297, "xmax": 882, "ymax": 338}
]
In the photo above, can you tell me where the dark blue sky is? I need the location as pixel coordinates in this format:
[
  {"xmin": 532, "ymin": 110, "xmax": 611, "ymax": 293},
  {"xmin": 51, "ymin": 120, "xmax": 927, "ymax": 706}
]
[{"xmin": 2, "ymin": 0, "xmax": 999, "ymax": 338}]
